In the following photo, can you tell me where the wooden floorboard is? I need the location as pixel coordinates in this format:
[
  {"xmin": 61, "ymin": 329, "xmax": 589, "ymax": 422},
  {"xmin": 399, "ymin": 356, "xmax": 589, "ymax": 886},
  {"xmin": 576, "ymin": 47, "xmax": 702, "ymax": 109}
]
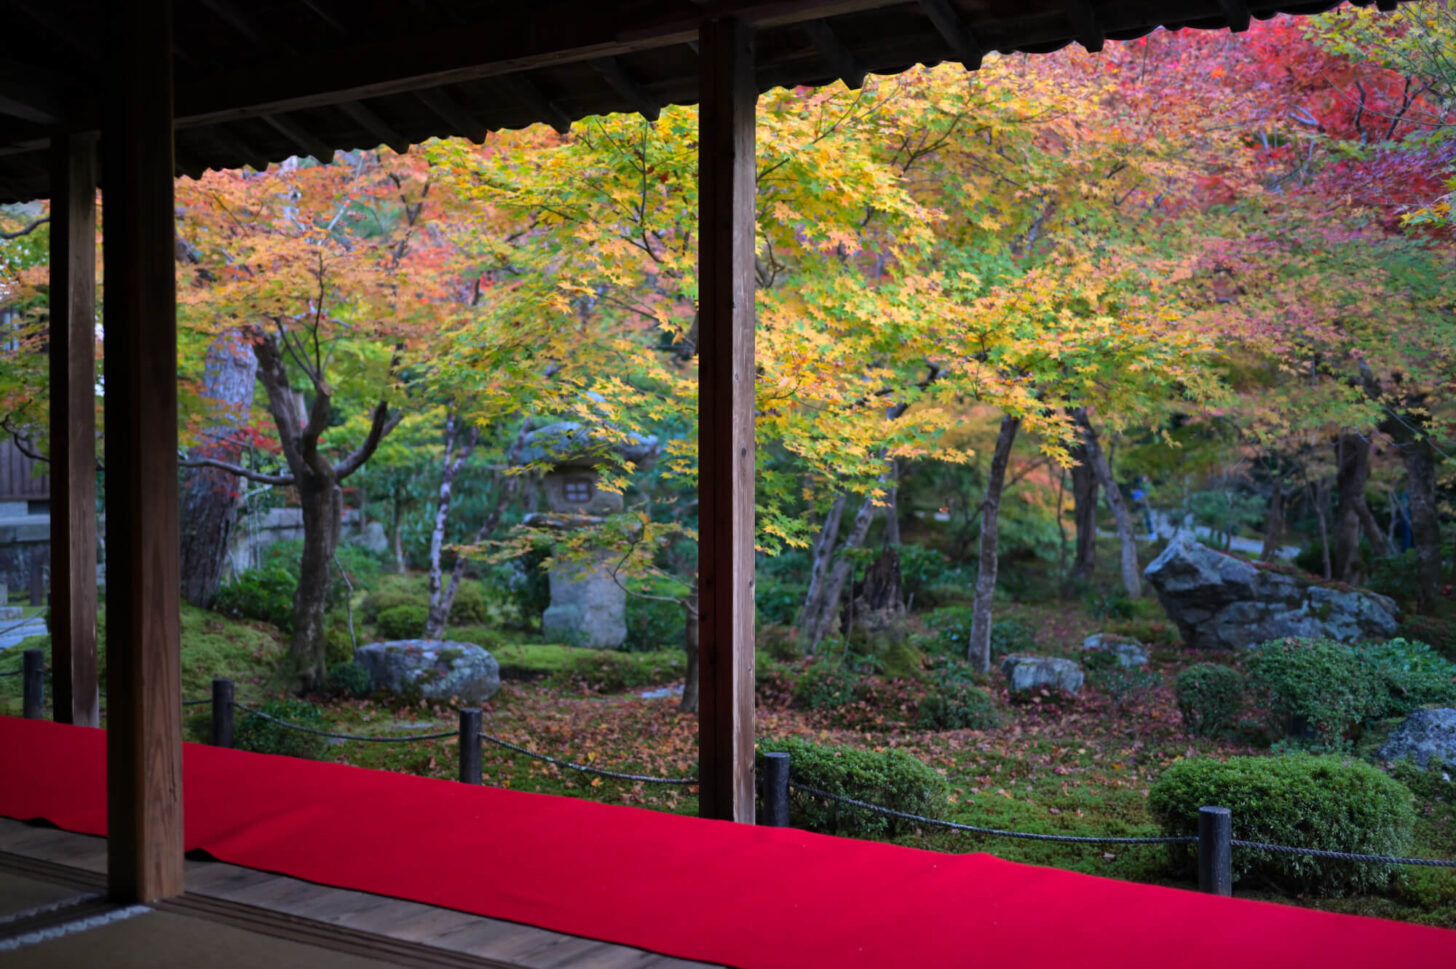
[{"xmin": 0, "ymin": 819, "xmax": 720, "ymax": 969}]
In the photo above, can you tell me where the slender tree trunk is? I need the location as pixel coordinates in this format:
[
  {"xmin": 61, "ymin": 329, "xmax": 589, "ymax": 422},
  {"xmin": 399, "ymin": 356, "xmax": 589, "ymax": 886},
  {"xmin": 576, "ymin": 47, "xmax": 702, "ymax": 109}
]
[
  {"xmin": 291, "ymin": 478, "xmax": 342, "ymax": 688},
  {"xmin": 424, "ymin": 417, "xmax": 478, "ymax": 639},
  {"xmin": 390, "ymin": 494, "xmax": 407, "ymax": 572},
  {"xmin": 797, "ymin": 494, "xmax": 846, "ymax": 646},
  {"xmin": 1068, "ymin": 442, "xmax": 1098, "ymax": 585},
  {"xmin": 799, "ymin": 492, "xmax": 880, "ymax": 654},
  {"xmin": 680, "ymin": 579, "xmax": 699, "ymax": 714},
  {"xmin": 1355, "ymin": 497, "xmax": 1390, "ymax": 559},
  {"xmin": 1333, "ymin": 432, "xmax": 1371, "ymax": 583},
  {"xmin": 1401, "ymin": 437, "xmax": 1442, "ymax": 613},
  {"xmin": 1312, "ymin": 479, "xmax": 1333, "ymax": 581},
  {"xmin": 968, "ymin": 415, "xmax": 1019, "ymax": 673},
  {"xmin": 1076, "ymin": 410, "xmax": 1140, "ymax": 597},
  {"xmin": 179, "ymin": 335, "xmax": 257, "ymax": 606},
  {"xmin": 1260, "ymin": 476, "xmax": 1284, "ymax": 562},
  {"xmin": 884, "ymin": 458, "xmax": 902, "ymax": 546}
]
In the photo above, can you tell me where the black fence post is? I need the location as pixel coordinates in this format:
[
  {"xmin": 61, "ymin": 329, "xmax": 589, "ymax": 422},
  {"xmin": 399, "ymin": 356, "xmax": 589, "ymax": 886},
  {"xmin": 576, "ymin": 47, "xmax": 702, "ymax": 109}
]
[
  {"xmin": 22, "ymin": 648, "xmax": 44, "ymax": 719},
  {"xmin": 1198, "ymin": 805, "xmax": 1232, "ymax": 896},
  {"xmin": 764, "ymin": 751, "xmax": 790, "ymax": 827},
  {"xmin": 211, "ymin": 678, "xmax": 234, "ymax": 748},
  {"xmin": 459, "ymin": 708, "xmax": 482, "ymax": 785}
]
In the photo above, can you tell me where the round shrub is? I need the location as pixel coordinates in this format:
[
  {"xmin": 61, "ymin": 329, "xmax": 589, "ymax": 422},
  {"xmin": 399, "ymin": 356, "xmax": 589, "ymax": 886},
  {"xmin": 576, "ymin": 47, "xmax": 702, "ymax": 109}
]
[
  {"xmin": 1246, "ymin": 637, "xmax": 1385, "ymax": 745},
  {"xmin": 326, "ymin": 661, "xmax": 371, "ymax": 698},
  {"xmin": 1149, "ymin": 754, "xmax": 1415, "ymax": 895},
  {"xmin": 377, "ymin": 604, "xmax": 428, "ymax": 640},
  {"xmin": 915, "ymin": 659, "xmax": 999, "ymax": 730},
  {"xmin": 324, "ymin": 612, "xmax": 357, "ymax": 666},
  {"xmin": 448, "ymin": 581, "xmax": 488, "ymax": 625},
  {"xmin": 234, "ymin": 699, "xmax": 332, "ymax": 761},
  {"xmin": 790, "ymin": 662, "xmax": 859, "ymax": 711},
  {"xmin": 214, "ymin": 563, "xmax": 297, "ymax": 629},
  {"xmin": 1175, "ymin": 664, "xmax": 1244, "ymax": 736},
  {"xmin": 360, "ymin": 586, "xmax": 427, "ymax": 623},
  {"xmin": 624, "ymin": 580, "xmax": 688, "ymax": 653},
  {"xmin": 757, "ymin": 736, "xmax": 948, "ymax": 839}
]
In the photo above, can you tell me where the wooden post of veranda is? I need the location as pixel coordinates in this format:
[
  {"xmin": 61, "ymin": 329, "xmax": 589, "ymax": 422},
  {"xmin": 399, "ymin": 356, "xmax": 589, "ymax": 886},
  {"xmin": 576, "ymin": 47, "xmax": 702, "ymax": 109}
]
[
  {"xmin": 103, "ymin": 0, "xmax": 185, "ymax": 902},
  {"xmin": 696, "ymin": 17, "xmax": 757, "ymax": 824},
  {"xmin": 48, "ymin": 130, "xmax": 99, "ymax": 728}
]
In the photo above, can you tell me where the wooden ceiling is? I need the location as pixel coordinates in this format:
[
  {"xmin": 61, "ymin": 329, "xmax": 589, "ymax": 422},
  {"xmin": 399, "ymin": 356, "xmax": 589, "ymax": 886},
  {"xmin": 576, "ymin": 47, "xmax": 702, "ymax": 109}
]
[{"xmin": 0, "ymin": 0, "xmax": 1395, "ymax": 202}]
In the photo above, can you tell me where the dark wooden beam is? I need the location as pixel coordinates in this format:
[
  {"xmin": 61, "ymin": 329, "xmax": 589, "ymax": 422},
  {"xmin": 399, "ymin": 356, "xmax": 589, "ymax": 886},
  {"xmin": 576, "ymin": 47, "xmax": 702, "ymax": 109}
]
[
  {"xmin": 0, "ymin": 58, "xmax": 69, "ymax": 125},
  {"xmin": 802, "ymin": 20, "xmax": 866, "ymax": 89},
  {"xmin": 489, "ymin": 75, "xmax": 573, "ymax": 136},
  {"xmin": 173, "ymin": 0, "xmax": 893, "ymax": 129},
  {"xmin": 916, "ymin": 0, "xmax": 983, "ymax": 70},
  {"xmin": 258, "ymin": 113, "xmax": 335, "ymax": 163},
  {"xmin": 697, "ymin": 16, "xmax": 757, "ymax": 825},
  {"xmin": 103, "ymin": 0, "xmax": 185, "ymax": 904},
  {"xmin": 590, "ymin": 57, "xmax": 662, "ymax": 122},
  {"xmin": 48, "ymin": 130, "xmax": 99, "ymax": 730}
]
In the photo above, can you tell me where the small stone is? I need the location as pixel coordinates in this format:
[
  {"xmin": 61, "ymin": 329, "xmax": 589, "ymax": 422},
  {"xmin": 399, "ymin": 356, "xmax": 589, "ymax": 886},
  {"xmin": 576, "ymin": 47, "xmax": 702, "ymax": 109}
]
[
  {"xmin": 1081, "ymin": 633, "xmax": 1149, "ymax": 667},
  {"xmin": 1378, "ymin": 708, "xmax": 1456, "ymax": 769},
  {"xmin": 999, "ymin": 655, "xmax": 1084, "ymax": 695}
]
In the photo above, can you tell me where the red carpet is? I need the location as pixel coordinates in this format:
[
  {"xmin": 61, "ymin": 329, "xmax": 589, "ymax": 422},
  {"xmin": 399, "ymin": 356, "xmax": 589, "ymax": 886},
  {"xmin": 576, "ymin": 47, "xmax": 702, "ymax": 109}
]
[{"xmin": 1, "ymin": 716, "xmax": 1453, "ymax": 969}]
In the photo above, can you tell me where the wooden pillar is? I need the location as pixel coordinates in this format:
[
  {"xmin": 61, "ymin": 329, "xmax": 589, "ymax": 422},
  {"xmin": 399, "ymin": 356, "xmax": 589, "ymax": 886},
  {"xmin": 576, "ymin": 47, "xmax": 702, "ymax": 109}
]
[
  {"xmin": 102, "ymin": 0, "xmax": 185, "ymax": 902},
  {"xmin": 696, "ymin": 17, "xmax": 756, "ymax": 824},
  {"xmin": 48, "ymin": 130, "xmax": 99, "ymax": 728}
]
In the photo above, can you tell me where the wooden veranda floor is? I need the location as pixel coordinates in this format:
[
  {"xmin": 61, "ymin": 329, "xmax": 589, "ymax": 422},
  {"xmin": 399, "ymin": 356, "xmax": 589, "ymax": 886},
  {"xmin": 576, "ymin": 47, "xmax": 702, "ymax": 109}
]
[{"xmin": 0, "ymin": 819, "xmax": 720, "ymax": 969}]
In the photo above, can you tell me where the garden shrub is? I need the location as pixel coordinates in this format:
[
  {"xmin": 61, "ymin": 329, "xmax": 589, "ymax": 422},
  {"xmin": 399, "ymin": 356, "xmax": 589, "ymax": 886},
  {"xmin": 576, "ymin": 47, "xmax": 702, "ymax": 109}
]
[
  {"xmin": 234, "ymin": 699, "xmax": 332, "ymax": 761},
  {"xmin": 922, "ymin": 605, "xmax": 974, "ymax": 656},
  {"xmin": 360, "ymin": 584, "xmax": 427, "ymax": 623},
  {"xmin": 214, "ymin": 562, "xmax": 297, "ymax": 629},
  {"xmin": 326, "ymin": 661, "xmax": 372, "ymax": 698},
  {"xmin": 1174, "ymin": 664, "xmax": 1244, "ymax": 735},
  {"xmin": 1149, "ymin": 754, "xmax": 1415, "ymax": 895},
  {"xmin": 448, "ymin": 581, "xmax": 488, "ymax": 625},
  {"xmin": 324, "ymin": 611, "xmax": 358, "ymax": 666},
  {"xmin": 377, "ymin": 604, "xmax": 428, "ymax": 640},
  {"xmin": 756, "ymin": 573, "xmax": 806, "ymax": 628},
  {"xmin": 1352, "ymin": 638, "xmax": 1456, "ymax": 717},
  {"xmin": 1246, "ymin": 637, "xmax": 1385, "ymax": 746},
  {"xmin": 756, "ymin": 625, "xmax": 801, "ymax": 663},
  {"xmin": 757, "ymin": 736, "xmax": 948, "ymax": 838},
  {"xmin": 791, "ymin": 661, "xmax": 859, "ymax": 711},
  {"xmin": 915, "ymin": 659, "xmax": 999, "ymax": 730},
  {"xmin": 624, "ymin": 578, "xmax": 689, "ymax": 653}
]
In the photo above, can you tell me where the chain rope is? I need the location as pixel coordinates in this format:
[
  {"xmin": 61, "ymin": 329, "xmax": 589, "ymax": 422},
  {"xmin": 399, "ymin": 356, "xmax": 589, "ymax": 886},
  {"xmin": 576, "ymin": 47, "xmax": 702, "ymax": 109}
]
[
  {"xmin": 234, "ymin": 704, "xmax": 458, "ymax": 743},
  {"xmin": 789, "ymin": 782, "xmax": 1194, "ymax": 845},
  {"xmin": 1230, "ymin": 839, "xmax": 1456, "ymax": 868},
  {"xmin": 478, "ymin": 732, "xmax": 698, "ymax": 786}
]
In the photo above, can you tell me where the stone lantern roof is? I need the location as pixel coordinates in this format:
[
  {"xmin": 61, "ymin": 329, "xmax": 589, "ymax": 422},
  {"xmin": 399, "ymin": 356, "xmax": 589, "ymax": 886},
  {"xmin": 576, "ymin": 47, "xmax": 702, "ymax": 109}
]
[{"xmin": 515, "ymin": 422, "xmax": 659, "ymax": 470}]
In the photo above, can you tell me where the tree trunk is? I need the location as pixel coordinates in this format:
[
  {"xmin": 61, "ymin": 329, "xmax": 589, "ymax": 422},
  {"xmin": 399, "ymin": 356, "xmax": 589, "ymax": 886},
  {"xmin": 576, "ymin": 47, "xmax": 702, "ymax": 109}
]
[
  {"xmin": 178, "ymin": 335, "xmax": 257, "ymax": 606},
  {"xmin": 1068, "ymin": 442, "xmax": 1098, "ymax": 585},
  {"xmin": 680, "ymin": 578, "xmax": 699, "ymax": 714},
  {"xmin": 290, "ymin": 478, "xmax": 342, "ymax": 689},
  {"xmin": 424, "ymin": 417, "xmax": 478, "ymax": 639},
  {"xmin": 1401, "ymin": 436, "xmax": 1443, "ymax": 613},
  {"xmin": 796, "ymin": 494, "xmax": 846, "ymax": 647},
  {"xmin": 968, "ymin": 415, "xmax": 1020, "ymax": 673},
  {"xmin": 1333, "ymin": 432, "xmax": 1371, "ymax": 583},
  {"xmin": 884, "ymin": 458, "xmax": 902, "ymax": 546},
  {"xmin": 390, "ymin": 494, "xmax": 407, "ymax": 572},
  {"xmin": 1077, "ymin": 410, "xmax": 1140, "ymax": 597},
  {"xmin": 1355, "ymin": 497, "xmax": 1390, "ymax": 559},
  {"xmin": 1260, "ymin": 476, "xmax": 1284, "ymax": 563},
  {"xmin": 1312, "ymin": 479, "xmax": 1333, "ymax": 581},
  {"xmin": 798, "ymin": 492, "xmax": 880, "ymax": 654}
]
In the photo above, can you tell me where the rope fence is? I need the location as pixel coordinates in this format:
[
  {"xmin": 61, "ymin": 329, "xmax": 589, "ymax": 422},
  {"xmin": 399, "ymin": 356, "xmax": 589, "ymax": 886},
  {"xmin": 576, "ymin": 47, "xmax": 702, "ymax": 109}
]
[{"xmin": 13, "ymin": 666, "xmax": 1455, "ymax": 893}]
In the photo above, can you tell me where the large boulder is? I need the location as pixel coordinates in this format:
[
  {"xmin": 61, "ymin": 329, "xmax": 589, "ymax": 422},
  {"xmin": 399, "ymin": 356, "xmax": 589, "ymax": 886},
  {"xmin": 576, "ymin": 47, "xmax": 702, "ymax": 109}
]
[
  {"xmin": 355, "ymin": 640, "xmax": 500, "ymax": 703},
  {"xmin": 1144, "ymin": 538, "xmax": 1398, "ymax": 650},
  {"xmin": 1000, "ymin": 656, "xmax": 1084, "ymax": 695},
  {"xmin": 541, "ymin": 552, "xmax": 627, "ymax": 649},
  {"xmin": 1378, "ymin": 708, "xmax": 1456, "ymax": 769}
]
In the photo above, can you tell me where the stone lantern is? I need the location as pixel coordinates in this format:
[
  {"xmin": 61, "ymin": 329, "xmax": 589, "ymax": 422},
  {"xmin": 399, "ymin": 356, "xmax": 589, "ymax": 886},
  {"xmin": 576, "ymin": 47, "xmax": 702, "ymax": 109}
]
[{"xmin": 517, "ymin": 422, "xmax": 658, "ymax": 649}]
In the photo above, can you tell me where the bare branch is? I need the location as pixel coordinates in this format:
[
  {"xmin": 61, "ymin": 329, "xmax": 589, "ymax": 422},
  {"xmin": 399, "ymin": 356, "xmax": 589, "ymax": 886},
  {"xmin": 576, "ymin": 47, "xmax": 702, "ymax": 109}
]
[
  {"xmin": 333, "ymin": 401, "xmax": 404, "ymax": 480},
  {"xmin": 177, "ymin": 454, "xmax": 294, "ymax": 486},
  {"xmin": 0, "ymin": 217, "xmax": 49, "ymax": 240}
]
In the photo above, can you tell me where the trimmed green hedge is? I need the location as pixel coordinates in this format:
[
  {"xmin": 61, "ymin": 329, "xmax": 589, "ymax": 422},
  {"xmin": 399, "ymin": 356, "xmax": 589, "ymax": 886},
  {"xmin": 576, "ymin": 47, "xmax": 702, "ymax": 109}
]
[
  {"xmin": 1149, "ymin": 754, "xmax": 1415, "ymax": 895},
  {"xmin": 757, "ymin": 736, "xmax": 948, "ymax": 839},
  {"xmin": 1174, "ymin": 664, "xmax": 1244, "ymax": 736}
]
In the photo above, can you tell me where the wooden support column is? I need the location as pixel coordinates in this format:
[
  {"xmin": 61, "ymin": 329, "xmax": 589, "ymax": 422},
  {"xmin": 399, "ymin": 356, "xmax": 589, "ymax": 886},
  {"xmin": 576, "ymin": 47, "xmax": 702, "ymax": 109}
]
[
  {"xmin": 48, "ymin": 130, "xmax": 99, "ymax": 729},
  {"xmin": 102, "ymin": 0, "xmax": 184, "ymax": 902},
  {"xmin": 697, "ymin": 17, "xmax": 756, "ymax": 824}
]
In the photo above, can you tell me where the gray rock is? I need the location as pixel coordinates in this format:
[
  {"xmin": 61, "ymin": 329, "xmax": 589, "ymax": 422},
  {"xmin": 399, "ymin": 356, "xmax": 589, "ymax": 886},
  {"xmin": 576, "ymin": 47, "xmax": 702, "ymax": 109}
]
[
  {"xmin": 1000, "ymin": 655, "xmax": 1084, "ymax": 695},
  {"xmin": 351, "ymin": 521, "xmax": 390, "ymax": 555},
  {"xmin": 0, "ymin": 605, "xmax": 21, "ymax": 621},
  {"xmin": 541, "ymin": 552, "xmax": 626, "ymax": 649},
  {"xmin": 355, "ymin": 640, "xmax": 500, "ymax": 703},
  {"xmin": 1144, "ymin": 538, "xmax": 1398, "ymax": 649},
  {"xmin": 1378, "ymin": 708, "xmax": 1456, "ymax": 769},
  {"xmin": 1081, "ymin": 634, "xmax": 1149, "ymax": 667}
]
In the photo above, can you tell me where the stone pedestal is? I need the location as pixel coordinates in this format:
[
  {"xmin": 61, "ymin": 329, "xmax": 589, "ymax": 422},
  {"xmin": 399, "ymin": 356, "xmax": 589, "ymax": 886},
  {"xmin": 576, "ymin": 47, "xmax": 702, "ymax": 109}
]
[{"xmin": 542, "ymin": 550, "xmax": 627, "ymax": 649}]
